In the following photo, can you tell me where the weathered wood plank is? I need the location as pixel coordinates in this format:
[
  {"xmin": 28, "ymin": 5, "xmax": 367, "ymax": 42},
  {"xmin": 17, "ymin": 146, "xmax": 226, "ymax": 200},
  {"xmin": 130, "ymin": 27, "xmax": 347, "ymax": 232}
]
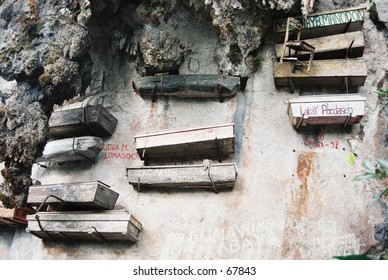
[
  {"xmin": 273, "ymin": 59, "xmax": 367, "ymax": 89},
  {"xmin": 27, "ymin": 181, "xmax": 119, "ymax": 210},
  {"xmin": 127, "ymin": 163, "xmax": 237, "ymax": 191},
  {"xmin": 287, "ymin": 94, "xmax": 366, "ymax": 127},
  {"xmin": 132, "ymin": 74, "xmax": 241, "ymax": 99},
  {"xmin": 0, "ymin": 202, "xmax": 35, "ymax": 226},
  {"xmin": 49, "ymin": 105, "xmax": 118, "ymax": 138},
  {"xmin": 26, "ymin": 210, "xmax": 142, "ymax": 242},
  {"xmin": 37, "ymin": 136, "xmax": 104, "ymax": 162},
  {"xmin": 135, "ymin": 123, "xmax": 235, "ymax": 161},
  {"xmin": 275, "ymin": 31, "xmax": 365, "ymax": 60},
  {"xmin": 274, "ymin": 7, "xmax": 366, "ymax": 43}
]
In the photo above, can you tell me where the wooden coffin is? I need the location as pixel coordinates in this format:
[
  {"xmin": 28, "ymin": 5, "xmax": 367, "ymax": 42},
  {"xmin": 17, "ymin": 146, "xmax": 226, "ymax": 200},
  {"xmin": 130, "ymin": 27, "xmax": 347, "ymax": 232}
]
[
  {"xmin": 274, "ymin": 7, "xmax": 366, "ymax": 43},
  {"xmin": 0, "ymin": 202, "xmax": 35, "ymax": 227},
  {"xmin": 273, "ymin": 59, "xmax": 367, "ymax": 90},
  {"xmin": 132, "ymin": 74, "xmax": 240, "ymax": 99},
  {"xmin": 37, "ymin": 136, "xmax": 104, "ymax": 162},
  {"xmin": 275, "ymin": 31, "xmax": 365, "ymax": 60},
  {"xmin": 26, "ymin": 210, "xmax": 142, "ymax": 242},
  {"xmin": 27, "ymin": 181, "xmax": 119, "ymax": 210},
  {"xmin": 287, "ymin": 94, "xmax": 366, "ymax": 127},
  {"xmin": 49, "ymin": 105, "xmax": 118, "ymax": 138},
  {"xmin": 135, "ymin": 123, "xmax": 235, "ymax": 161},
  {"xmin": 127, "ymin": 163, "xmax": 237, "ymax": 192}
]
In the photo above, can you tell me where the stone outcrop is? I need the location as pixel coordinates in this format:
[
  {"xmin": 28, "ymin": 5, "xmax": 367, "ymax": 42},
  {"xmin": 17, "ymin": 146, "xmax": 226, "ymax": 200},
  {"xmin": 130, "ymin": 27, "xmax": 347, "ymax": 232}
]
[{"xmin": 0, "ymin": 0, "xmax": 92, "ymax": 207}]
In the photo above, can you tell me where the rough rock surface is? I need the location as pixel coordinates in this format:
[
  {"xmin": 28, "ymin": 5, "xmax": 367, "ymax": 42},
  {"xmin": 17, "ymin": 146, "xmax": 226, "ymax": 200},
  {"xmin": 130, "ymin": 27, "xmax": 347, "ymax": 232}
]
[{"xmin": 0, "ymin": 0, "xmax": 92, "ymax": 207}]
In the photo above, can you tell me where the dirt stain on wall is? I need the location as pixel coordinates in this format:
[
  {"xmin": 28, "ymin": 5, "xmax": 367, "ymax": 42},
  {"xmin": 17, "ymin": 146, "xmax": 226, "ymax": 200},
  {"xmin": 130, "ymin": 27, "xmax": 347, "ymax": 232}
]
[{"xmin": 281, "ymin": 151, "xmax": 315, "ymax": 259}]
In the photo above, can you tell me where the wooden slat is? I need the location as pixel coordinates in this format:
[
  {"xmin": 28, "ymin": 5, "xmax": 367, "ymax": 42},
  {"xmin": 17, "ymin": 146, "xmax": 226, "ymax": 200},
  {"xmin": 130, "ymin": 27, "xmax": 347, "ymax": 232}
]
[
  {"xmin": 132, "ymin": 74, "xmax": 241, "ymax": 98},
  {"xmin": 49, "ymin": 105, "xmax": 118, "ymax": 138},
  {"xmin": 135, "ymin": 123, "xmax": 235, "ymax": 161},
  {"xmin": 26, "ymin": 210, "xmax": 142, "ymax": 242},
  {"xmin": 275, "ymin": 31, "xmax": 365, "ymax": 60},
  {"xmin": 274, "ymin": 7, "xmax": 366, "ymax": 43},
  {"xmin": 27, "ymin": 181, "xmax": 119, "ymax": 210},
  {"xmin": 287, "ymin": 94, "xmax": 366, "ymax": 127},
  {"xmin": 36, "ymin": 136, "xmax": 104, "ymax": 162},
  {"xmin": 273, "ymin": 59, "xmax": 367, "ymax": 89},
  {"xmin": 0, "ymin": 202, "xmax": 35, "ymax": 226},
  {"xmin": 127, "ymin": 163, "xmax": 237, "ymax": 191}
]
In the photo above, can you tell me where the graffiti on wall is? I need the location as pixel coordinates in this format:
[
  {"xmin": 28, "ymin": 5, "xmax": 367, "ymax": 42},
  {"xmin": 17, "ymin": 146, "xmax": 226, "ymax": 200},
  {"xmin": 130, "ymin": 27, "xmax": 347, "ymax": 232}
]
[
  {"xmin": 162, "ymin": 217, "xmax": 360, "ymax": 259},
  {"xmin": 102, "ymin": 143, "xmax": 136, "ymax": 160}
]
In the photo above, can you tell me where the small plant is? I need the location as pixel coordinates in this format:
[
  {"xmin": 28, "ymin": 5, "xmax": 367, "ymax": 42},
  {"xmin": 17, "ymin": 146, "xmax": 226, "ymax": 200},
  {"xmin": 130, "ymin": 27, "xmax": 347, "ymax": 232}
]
[
  {"xmin": 354, "ymin": 159, "xmax": 388, "ymax": 181},
  {"xmin": 253, "ymin": 55, "xmax": 265, "ymax": 64},
  {"xmin": 376, "ymin": 88, "xmax": 388, "ymax": 99}
]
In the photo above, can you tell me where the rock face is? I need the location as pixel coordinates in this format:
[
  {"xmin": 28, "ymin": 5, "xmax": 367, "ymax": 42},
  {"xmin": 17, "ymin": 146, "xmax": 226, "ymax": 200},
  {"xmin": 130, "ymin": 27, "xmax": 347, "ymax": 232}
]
[
  {"xmin": 0, "ymin": 0, "xmax": 92, "ymax": 207},
  {"xmin": 0, "ymin": 0, "xmax": 304, "ymax": 208}
]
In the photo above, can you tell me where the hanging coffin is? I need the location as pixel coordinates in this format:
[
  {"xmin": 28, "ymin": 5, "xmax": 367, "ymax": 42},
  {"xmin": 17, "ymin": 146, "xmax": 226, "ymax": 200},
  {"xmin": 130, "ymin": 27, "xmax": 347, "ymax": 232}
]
[
  {"xmin": 27, "ymin": 181, "xmax": 119, "ymax": 210},
  {"xmin": 273, "ymin": 59, "xmax": 367, "ymax": 91},
  {"xmin": 127, "ymin": 163, "xmax": 237, "ymax": 192},
  {"xmin": 274, "ymin": 7, "xmax": 366, "ymax": 43},
  {"xmin": 287, "ymin": 94, "xmax": 366, "ymax": 128},
  {"xmin": 49, "ymin": 105, "xmax": 118, "ymax": 138},
  {"xmin": 275, "ymin": 31, "xmax": 365, "ymax": 60},
  {"xmin": 0, "ymin": 202, "xmax": 35, "ymax": 227},
  {"xmin": 36, "ymin": 136, "xmax": 104, "ymax": 162},
  {"xmin": 26, "ymin": 210, "xmax": 142, "ymax": 242},
  {"xmin": 132, "ymin": 74, "xmax": 241, "ymax": 99},
  {"xmin": 135, "ymin": 123, "xmax": 235, "ymax": 162}
]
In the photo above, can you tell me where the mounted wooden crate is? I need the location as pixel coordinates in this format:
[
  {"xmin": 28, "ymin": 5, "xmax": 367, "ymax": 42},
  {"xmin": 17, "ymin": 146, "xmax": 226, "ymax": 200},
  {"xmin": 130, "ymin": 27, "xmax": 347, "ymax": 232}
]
[
  {"xmin": 135, "ymin": 123, "xmax": 235, "ymax": 162},
  {"xmin": 27, "ymin": 181, "xmax": 119, "ymax": 210},
  {"xmin": 287, "ymin": 94, "xmax": 366, "ymax": 128},
  {"xmin": 132, "ymin": 74, "xmax": 241, "ymax": 101},
  {"xmin": 273, "ymin": 59, "xmax": 367, "ymax": 92},
  {"xmin": 49, "ymin": 105, "xmax": 118, "ymax": 138},
  {"xmin": 37, "ymin": 136, "xmax": 104, "ymax": 162},
  {"xmin": 26, "ymin": 210, "xmax": 142, "ymax": 242},
  {"xmin": 127, "ymin": 162, "xmax": 237, "ymax": 192},
  {"xmin": 0, "ymin": 202, "xmax": 35, "ymax": 227},
  {"xmin": 274, "ymin": 7, "xmax": 365, "ymax": 43},
  {"xmin": 275, "ymin": 31, "xmax": 365, "ymax": 60}
]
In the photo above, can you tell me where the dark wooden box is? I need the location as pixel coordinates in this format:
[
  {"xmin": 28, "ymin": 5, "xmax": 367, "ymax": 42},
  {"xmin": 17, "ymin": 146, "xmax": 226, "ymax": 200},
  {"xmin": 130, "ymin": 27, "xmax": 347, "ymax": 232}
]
[{"xmin": 49, "ymin": 105, "xmax": 118, "ymax": 138}]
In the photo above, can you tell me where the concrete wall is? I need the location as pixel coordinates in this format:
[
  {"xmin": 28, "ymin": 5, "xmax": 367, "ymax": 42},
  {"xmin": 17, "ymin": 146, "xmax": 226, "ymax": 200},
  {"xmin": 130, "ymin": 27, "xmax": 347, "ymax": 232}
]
[{"xmin": 0, "ymin": 3, "xmax": 387, "ymax": 260}]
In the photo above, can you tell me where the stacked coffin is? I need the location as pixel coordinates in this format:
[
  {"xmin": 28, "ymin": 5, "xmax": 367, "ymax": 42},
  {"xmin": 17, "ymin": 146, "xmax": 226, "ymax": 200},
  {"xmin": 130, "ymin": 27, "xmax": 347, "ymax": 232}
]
[
  {"xmin": 26, "ymin": 181, "xmax": 142, "ymax": 242},
  {"xmin": 127, "ymin": 123, "xmax": 238, "ymax": 192},
  {"xmin": 273, "ymin": 7, "xmax": 368, "ymax": 128},
  {"xmin": 273, "ymin": 7, "xmax": 368, "ymax": 92},
  {"xmin": 37, "ymin": 105, "xmax": 118, "ymax": 163}
]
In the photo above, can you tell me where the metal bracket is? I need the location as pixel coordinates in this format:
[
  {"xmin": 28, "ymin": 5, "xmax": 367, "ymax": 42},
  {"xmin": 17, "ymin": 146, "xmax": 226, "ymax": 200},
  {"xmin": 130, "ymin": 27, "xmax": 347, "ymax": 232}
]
[
  {"xmin": 346, "ymin": 39, "xmax": 355, "ymax": 59},
  {"xmin": 344, "ymin": 113, "xmax": 352, "ymax": 128},
  {"xmin": 296, "ymin": 114, "xmax": 305, "ymax": 129},
  {"xmin": 90, "ymin": 226, "xmax": 109, "ymax": 243},
  {"xmin": 36, "ymin": 195, "xmax": 67, "ymax": 213}
]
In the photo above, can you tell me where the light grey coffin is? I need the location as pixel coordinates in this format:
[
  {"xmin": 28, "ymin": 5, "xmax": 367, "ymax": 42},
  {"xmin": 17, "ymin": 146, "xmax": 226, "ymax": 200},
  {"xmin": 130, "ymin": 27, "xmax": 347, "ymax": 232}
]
[
  {"xmin": 127, "ymin": 163, "xmax": 237, "ymax": 192},
  {"xmin": 37, "ymin": 136, "xmax": 104, "ymax": 162},
  {"xmin": 26, "ymin": 210, "xmax": 142, "ymax": 242},
  {"xmin": 287, "ymin": 94, "xmax": 366, "ymax": 127},
  {"xmin": 27, "ymin": 181, "xmax": 119, "ymax": 210},
  {"xmin": 135, "ymin": 123, "xmax": 235, "ymax": 161}
]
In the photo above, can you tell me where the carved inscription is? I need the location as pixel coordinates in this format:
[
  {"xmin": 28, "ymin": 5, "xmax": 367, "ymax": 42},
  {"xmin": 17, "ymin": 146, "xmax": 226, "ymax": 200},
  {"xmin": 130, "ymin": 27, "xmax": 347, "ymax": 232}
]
[{"xmin": 162, "ymin": 218, "xmax": 360, "ymax": 259}]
